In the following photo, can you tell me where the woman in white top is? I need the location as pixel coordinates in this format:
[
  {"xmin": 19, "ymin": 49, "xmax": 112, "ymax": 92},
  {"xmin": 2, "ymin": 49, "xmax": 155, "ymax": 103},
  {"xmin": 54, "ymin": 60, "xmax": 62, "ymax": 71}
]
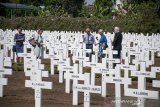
[{"xmin": 34, "ymin": 29, "xmax": 43, "ymax": 59}]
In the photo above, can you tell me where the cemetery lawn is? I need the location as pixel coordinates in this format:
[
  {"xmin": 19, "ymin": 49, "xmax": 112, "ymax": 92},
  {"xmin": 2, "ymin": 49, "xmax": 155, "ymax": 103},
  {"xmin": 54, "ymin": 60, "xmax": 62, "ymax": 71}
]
[{"xmin": 0, "ymin": 57, "xmax": 160, "ymax": 107}]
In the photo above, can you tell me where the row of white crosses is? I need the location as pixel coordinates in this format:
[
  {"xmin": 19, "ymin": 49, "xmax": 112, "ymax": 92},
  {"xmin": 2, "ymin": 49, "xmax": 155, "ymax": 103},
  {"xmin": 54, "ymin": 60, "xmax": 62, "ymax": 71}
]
[
  {"xmin": 1, "ymin": 29, "xmax": 160, "ymax": 58},
  {"xmin": 0, "ymin": 49, "xmax": 12, "ymax": 97},
  {"xmin": 120, "ymin": 34, "xmax": 160, "ymax": 107},
  {"xmin": 62, "ymin": 39, "xmax": 102, "ymax": 106},
  {"xmin": 0, "ymin": 29, "xmax": 15, "ymax": 60},
  {"xmin": 63, "ymin": 63, "xmax": 102, "ymax": 106},
  {"xmin": 0, "ymin": 29, "xmax": 160, "ymax": 107},
  {"xmin": 124, "ymin": 61, "xmax": 159, "ymax": 107},
  {"xmin": 61, "ymin": 34, "xmax": 126, "ymax": 107},
  {"xmin": 18, "ymin": 51, "xmax": 53, "ymax": 107},
  {"xmin": 90, "ymin": 43, "xmax": 132, "ymax": 107},
  {"xmin": 30, "ymin": 31, "xmax": 160, "ymax": 107},
  {"xmin": 40, "ymin": 31, "xmax": 94, "ymax": 107},
  {"xmin": 57, "ymin": 34, "xmax": 158, "ymax": 107},
  {"xmin": 72, "ymin": 32, "xmax": 160, "ymax": 107},
  {"xmin": 16, "ymin": 38, "xmax": 53, "ymax": 107}
]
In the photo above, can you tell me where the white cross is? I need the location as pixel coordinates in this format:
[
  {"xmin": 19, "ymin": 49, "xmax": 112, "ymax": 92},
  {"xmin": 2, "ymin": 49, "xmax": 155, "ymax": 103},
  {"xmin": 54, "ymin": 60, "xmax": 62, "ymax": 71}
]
[
  {"xmin": 25, "ymin": 59, "xmax": 52, "ymax": 107},
  {"xmin": 83, "ymin": 55, "xmax": 103, "ymax": 68},
  {"xmin": 149, "ymin": 48, "xmax": 157, "ymax": 65},
  {"xmin": 0, "ymin": 50, "xmax": 12, "ymax": 97},
  {"xmin": 92, "ymin": 45, "xmax": 99, "ymax": 63},
  {"xmin": 18, "ymin": 49, "xmax": 35, "ymax": 73},
  {"xmin": 91, "ymin": 67, "xmax": 110, "ymax": 97},
  {"xmin": 48, "ymin": 46, "xmax": 56, "ymax": 75},
  {"xmin": 127, "ymin": 45, "xmax": 139, "ymax": 64},
  {"xmin": 73, "ymin": 45, "xmax": 90, "ymax": 74},
  {"xmin": 73, "ymin": 73, "xmax": 101, "ymax": 107},
  {"xmin": 24, "ymin": 58, "xmax": 48, "ymax": 78},
  {"xmin": 125, "ymin": 61, "xmax": 159, "ymax": 107},
  {"xmin": 104, "ymin": 48, "xmax": 120, "ymax": 69},
  {"xmin": 62, "ymin": 64, "xmax": 78, "ymax": 93},
  {"xmin": 104, "ymin": 66, "xmax": 131, "ymax": 107},
  {"xmin": 117, "ymin": 49, "xmax": 137, "ymax": 89},
  {"xmin": 57, "ymin": 58, "xmax": 70, "ymax": 83},
  {"xmin": 151, "ymin": 67, "xmax": 160, "ymax": 88},
  {"xmin": 85, "ymin": 55, "xmax": 106, "ymax": 86}
]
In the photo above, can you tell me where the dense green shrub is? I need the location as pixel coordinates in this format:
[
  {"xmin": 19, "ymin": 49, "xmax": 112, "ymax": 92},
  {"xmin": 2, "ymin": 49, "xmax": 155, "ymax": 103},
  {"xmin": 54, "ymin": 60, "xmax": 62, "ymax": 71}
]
[
  {"xmin": 0, "ymin": 1, "xmax": 159, "ymax": 33},
  {"xmin": 0, "ymin": 15, "xmax": 159, "ymax": 33}
]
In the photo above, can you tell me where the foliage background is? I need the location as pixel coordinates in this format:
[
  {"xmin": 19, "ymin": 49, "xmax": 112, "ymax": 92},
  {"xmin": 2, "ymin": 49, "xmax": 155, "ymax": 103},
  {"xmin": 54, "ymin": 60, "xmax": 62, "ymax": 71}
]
[{"xmin": 0, "ymin": 0, "xmax": 160, "ymax": 33}]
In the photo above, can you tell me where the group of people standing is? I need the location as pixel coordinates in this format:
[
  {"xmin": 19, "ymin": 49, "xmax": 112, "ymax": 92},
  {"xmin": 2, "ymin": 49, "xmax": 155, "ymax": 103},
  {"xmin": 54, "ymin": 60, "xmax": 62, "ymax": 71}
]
[
  {"xmin": 13, "ymin": 27, "xmax": 122, "ymax": 63},
  {"xmin": 83, "ymin": 27, "xmax": 123, "ymax": 62},
  {"xmin": 14, "ymin": 28, "xmax": 43, "ymax": 62}
]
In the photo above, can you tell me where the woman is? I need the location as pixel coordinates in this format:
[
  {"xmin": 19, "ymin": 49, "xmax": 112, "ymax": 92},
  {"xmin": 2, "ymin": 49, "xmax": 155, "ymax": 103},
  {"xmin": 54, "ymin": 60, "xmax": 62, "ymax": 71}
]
[
  {"xmin": 14, "ymin": 28, "xmax": 25, "ymax": 63},
  {"xmin": 34, "ymin": 29, "xmax": 43, "ymax": 59},
  {"xmin": 98, "ymin": 29, "xmax": 108, "ymax": 62}
]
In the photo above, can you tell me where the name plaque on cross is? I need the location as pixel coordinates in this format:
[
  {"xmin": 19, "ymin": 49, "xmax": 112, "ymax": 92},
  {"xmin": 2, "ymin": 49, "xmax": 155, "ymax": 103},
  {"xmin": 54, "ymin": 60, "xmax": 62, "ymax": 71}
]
[
  {"xmin": 0, "ymin": 78, "xmax": 7, "ymax": 85},
  {"xmin": 61, "ymin": 67, "xmax": 74, "ymax": 71},
  {"xmin": 125, "ymin": 89, "xmax": 159, "ymax": 99},
  {"xmin": 131, "ymin": 71, "xmax": 155, "ymax": 78},
  {"xmin": 25, "ymin": 80, "xmax": 52, "ymax": 89},
  {"xmin": 64, "ymin": 73, "xmax": 85, "ymax": 80},
  {"xmin": 57, "ymin": 61, "xmax": 66, "ymax": 64},
  {"xmin": 95, "ymin": 68, "xmax": 109, "ymax": 74},
  {"xmin": 104, "ymin": 77, "xmax": 131, "ymax": 84},
  {"xmin": 73, "ymin": 85, "xmax": 101, "ymax": 93},
  {"xmin": 152, "ymin": 80, "xmax": 160, "ymax": 88}
]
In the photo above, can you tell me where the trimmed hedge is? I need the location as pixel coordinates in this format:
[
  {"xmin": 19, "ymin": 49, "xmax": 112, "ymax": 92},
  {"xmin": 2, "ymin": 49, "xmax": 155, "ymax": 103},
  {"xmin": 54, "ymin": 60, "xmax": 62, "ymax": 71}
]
[{"xmin": 0, "ymin": 15, "xmax": 160, "ymax": 33}]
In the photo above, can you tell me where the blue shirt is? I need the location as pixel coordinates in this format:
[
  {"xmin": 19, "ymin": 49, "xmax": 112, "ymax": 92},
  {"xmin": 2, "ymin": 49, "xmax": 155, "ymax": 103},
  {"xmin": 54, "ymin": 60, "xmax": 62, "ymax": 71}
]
[
  {"xmin": 14, "ymin": 33, "xmax": 25, "ymax": 47},
  {"xmin": 99, "ymin": 34, "xmax": 107, "ymax": 45},
  {"xmin": 83, "ymin": 33, "xmax": 95, "ymax": 44},
  {"xmin": 14, "ymin": 33, "xmax": 25, "ymax": 53},
  {"xmin": 98, "ymin": 34, "xmax": 107, "ymax": 55}
]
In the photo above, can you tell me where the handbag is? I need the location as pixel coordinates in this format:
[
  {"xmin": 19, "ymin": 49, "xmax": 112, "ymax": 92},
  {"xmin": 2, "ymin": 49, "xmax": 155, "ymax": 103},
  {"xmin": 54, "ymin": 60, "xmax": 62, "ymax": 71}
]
[
  {"xmin": 29, "ymin": 38, "xmax": 36, "ymax": 47},
  {"xmin": 102, "ymin": 43, "xmax": 108, "ymax": 49},
  {"xmin": 105, "ymin": 43, "xmax": 108, "ymax": 48},
  {"xmin": 12, "ymin": 45, "xmax": 16, "ymax": 52},
  {"xmin": 29, "ymin": 35, "xmax": 40, "ymax": 47}
]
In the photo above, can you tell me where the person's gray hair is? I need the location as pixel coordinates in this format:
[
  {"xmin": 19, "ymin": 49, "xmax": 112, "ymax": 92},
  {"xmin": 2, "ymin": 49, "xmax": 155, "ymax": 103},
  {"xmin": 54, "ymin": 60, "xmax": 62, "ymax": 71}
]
[
  {"xmin": 86, "ymin": 28, "xmax": 91, "ymax": 32},
  {"xmin": 114, "ymin": 27, "xmax": 120, "ymax": 32},
  {"xmin": 98, "ymin": 29, "xmax": 103, "ymax": 33}
]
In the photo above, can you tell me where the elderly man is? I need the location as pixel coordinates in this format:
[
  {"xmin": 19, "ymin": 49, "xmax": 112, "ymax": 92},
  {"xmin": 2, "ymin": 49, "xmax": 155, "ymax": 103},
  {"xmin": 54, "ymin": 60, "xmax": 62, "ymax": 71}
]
[
  {"xmin": 83, "ymin": 28, "xmax": 95, "ymax": 61},
  {"xmin": 112, "ymin": 27, "xmax": 123, "ymax": 59}
]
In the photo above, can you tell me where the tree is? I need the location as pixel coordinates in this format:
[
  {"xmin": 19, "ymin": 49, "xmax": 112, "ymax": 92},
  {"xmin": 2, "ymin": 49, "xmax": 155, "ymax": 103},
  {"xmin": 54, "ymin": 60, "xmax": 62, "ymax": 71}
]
[
  {"xmin": 43, "ymin": 0, "xmax": 66, "ymax": 16},
  {"xmin": 63, "ymin": 0, "xmax": 85, "ymax": 17},
  {"xmin": 94, "ymin": 0, "xmax": 112, "ymax": 17},
  {"xmin": 0, "ymin": 0, "xmax": 9, "ymax": 3},
  {"xmin": 44, "ymin": 0, "xmax": 63, "ymax": 12}
]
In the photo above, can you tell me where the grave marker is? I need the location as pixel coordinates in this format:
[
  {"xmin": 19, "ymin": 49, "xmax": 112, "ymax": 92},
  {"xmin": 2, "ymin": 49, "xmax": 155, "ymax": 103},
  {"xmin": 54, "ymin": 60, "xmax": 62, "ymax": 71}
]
[
  {"xmin": 62, "ymin": 64, "xmax": 78, "ymax": 93},
  {"xmin": 0, "ymin": 50, "xmax": 12, "ymax": 97},
  {"xmin": 73, "ymin": 73, "xmax": 101, "ymax": 107},
  {"xmin": 25, "ymin": 59, "xmax": 53, "ymax": 107},
  {"xmin": 102, "ymin": 66, "xmax": 131, "ymax": 107},
  {"xmin": 125, "ymin": 61, "xmax": 159, "ymax": 107},
  {"xmin": 57, "ymin": 58, "xmax": 70, "ymax": 83},
  {"xmin": 151, "ymin": 67, "xmax": 160, "ymax": 89}
]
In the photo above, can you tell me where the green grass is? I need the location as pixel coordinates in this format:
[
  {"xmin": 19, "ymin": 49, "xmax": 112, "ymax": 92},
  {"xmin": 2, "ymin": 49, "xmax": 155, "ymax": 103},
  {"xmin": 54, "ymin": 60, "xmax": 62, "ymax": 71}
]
[{"xmin": 12, "ymin": 62, "xmax": 24, "ymax": 71}]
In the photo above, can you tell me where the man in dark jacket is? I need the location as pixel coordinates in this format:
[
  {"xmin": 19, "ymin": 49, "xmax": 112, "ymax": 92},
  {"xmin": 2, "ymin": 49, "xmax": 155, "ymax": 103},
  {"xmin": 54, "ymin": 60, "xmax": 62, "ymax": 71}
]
[{"xmin": 112, "ymin": 27, "xmax": 123, "ymax": 58}]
